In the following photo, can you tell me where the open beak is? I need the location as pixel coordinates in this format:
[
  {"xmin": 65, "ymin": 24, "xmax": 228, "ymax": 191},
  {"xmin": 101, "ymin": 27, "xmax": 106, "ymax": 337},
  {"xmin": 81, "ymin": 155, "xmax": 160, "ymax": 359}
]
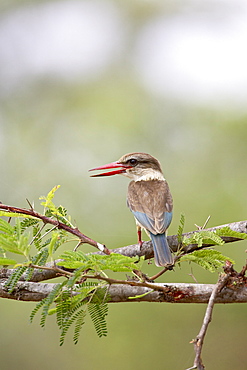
[{"xmin": 89, "ymin": 161, "xmax": 131, "ymax": 177}]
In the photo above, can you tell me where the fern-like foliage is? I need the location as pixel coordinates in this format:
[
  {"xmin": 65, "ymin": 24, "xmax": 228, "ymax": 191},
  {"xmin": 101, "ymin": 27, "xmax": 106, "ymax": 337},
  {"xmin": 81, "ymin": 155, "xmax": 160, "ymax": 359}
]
[
  {"xmin": 87, "ymin": 286, "xmax": 109, "ymax": 338},
  {"xmin": 180, "ymin": 249, "xmax": 234, "ymax": 272},
  {"xmin": 88, "ymin": 302, "xmax": 108, "ymax": 338},
  {"xmin": 58, "ymin": 296, "xmax": 87, "ymax": 346},
  {"xmin": 57, "ymin": 250, "xmax": 143, "ymax": 273},
  {"xmin": 19, "ymin": 218, "xmax": 39, "ymax": 233},
  {"xmin": 183, "ymin": 230, "xmax": 225, "ymax": 248},
  {"xmin": 30, "ymin": 281, "xmax": 66, "ymax": 325},
  {"xmin": 176, "ymin": 218, "xmax": 244, "ymax": 273},
  {"xmin": 0, "ymin": 218, "xmax": 30, "ymax": 256},
  {"xmin": 215, "ymin": 226, "xmax": 247, "ymax": 240},
  {"xmin": 0, "ymin": 218, "xmax": 15, "ymax": 235},
  {"xmin": 40, "ymin": 186, "xmax": 74, "ymax": 227},
  {"xmin": 4, "ymin": 265, "xmax": 28, "ymax": 293},
  {"xmin": 73, "ymin": 308, "xmax": 87, "ymax": 344},
  {"xmin": 30, "ymin": 281, "xmax": 109, "ymax": 345},
  {"xmin": 177, "ymin": 213, "xmax": 185, "ymax": 247},
  {"xmin": 29, "ymin": 297, "xmax": 47, "ymax": 324}
]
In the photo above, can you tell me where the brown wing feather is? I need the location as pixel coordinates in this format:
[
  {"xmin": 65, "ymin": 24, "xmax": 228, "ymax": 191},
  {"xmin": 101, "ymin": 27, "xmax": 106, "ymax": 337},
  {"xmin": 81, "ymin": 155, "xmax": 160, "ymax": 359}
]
[{"xmin": 127, "ymin": 180, "xmax": 173, "ymax": 234}]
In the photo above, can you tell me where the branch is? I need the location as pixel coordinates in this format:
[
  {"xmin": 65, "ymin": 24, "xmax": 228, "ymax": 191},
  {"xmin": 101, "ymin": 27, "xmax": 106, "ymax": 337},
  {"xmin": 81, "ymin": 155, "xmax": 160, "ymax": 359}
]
[
  {"xmin": 186, "ymin": 274, "xmax": 230, "ymax": 370},
  {"xmin": 93, "ymin": 220, "xmax": 247, "ymax": 261},
  {"xmin": 0, "ymin": 280, "xmax": 58, "ymax": 301},
  {"xmin": 1, "ymin": 219, "xmax": 246, "ymax": 283},
  {"xmin": 0, "ymin": 203, "xmax": 110, "ymax": 254},
  {"xmin": 1, "ymin": 276, "xmax": 247, "ymax": 303}
]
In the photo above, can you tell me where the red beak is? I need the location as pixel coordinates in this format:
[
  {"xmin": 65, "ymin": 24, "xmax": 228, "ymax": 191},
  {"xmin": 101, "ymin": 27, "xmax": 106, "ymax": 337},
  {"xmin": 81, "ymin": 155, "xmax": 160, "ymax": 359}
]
[{"xmin": 89, "ymin": 161, "xmax": 131, "ymax": 177}]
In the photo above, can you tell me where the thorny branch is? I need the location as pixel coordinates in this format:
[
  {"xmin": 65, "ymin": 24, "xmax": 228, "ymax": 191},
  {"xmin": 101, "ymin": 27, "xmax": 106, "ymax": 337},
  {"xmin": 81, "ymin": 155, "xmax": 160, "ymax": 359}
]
[{"xmin": 0, "ymin": 203, "xmax": 110, "ymax": 255}]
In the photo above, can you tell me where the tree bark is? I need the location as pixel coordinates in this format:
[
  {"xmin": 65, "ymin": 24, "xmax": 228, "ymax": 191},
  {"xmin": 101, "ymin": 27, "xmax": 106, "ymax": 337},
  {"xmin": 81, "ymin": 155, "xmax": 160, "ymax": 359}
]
[{"xmin": 1, "ymin": 280, "xmax": 247, "ymax": 303}]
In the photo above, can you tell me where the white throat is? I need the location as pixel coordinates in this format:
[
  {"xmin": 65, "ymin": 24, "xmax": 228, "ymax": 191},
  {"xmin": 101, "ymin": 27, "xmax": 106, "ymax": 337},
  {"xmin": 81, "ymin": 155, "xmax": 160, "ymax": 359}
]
[{"xmin": 123, "ymin": 168, "xmax": 165, "ymax": 182}]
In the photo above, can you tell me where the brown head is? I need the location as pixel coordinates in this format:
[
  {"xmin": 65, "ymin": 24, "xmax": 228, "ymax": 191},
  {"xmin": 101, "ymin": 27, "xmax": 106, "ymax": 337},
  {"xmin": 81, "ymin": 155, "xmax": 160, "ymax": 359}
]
[{"xmin": 89, "ymin": 152, "xmax": 164, "ymax": 181}]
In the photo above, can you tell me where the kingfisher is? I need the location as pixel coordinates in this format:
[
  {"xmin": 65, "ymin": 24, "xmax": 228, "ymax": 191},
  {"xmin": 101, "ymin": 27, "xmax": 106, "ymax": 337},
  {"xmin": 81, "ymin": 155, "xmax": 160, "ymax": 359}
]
[{"xmin": 89, "ymin": 152, "xmax": 174, "ymax": 267}]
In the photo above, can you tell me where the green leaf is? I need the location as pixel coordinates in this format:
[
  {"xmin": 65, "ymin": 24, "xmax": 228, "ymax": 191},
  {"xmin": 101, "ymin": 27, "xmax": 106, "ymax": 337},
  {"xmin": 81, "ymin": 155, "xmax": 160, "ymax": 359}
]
[
  {"xmin": 17, "ymin": 233, "xmax": 31, "ymax": 258},
  {"xmin": 48, "ymin": 308, "xmax": 57, "ymax": 316},
  {"xmin": 4, "ymin": 265, "xmax": 28, "ymax": 293},
  {"xmin": 0, "ymin": 218, "xmax": 14, "ymax": 234},
  {"xmin": 48, "ymin": 231, "xmax": 60, "ymax": 259},
  {"xmin": 180, "ymin": 249, "xmax": 234, "ymax": 272},
  {"xmin": 57, "ymin": 251, "xmax": 143, "ymax": 273},
  {"xmin": 0, "ymin": 211, "xmax": 37, "ymax": 219},
  {"xmin": 39, "ymin": 185, "xmax": 65, "ymax": 218},
  {"xmin": 73, "ymin": 309, "xmax": 86, "ymax": 344},
  {"xmin": 128, "ymin": 289, "xmax": 154, "ymax": 300},
  {"xmin": 177, "ymin": 213, "xmax": 185, "ymax": 246},
  {"xmin": 39, "ymin": 281, "xmax": 67, "ymax": 328},
  {"xmin": 40, "ymin": 185, "xmax": 61, "ymax": 208},
  {"xmin": 88, "ymin": 302, "xmax": 108, "ymax": 338},
  {"xmin": 0, "ymin": 257, "xmax": 17, "ymax": 266},
  {"xmin": 19, "ymin": 218, "xmax": 39, "ymax": 233},
  {"xmin": 0, "ymin": 218, "xmax": 31, "ymax": 257},
  {"xmin": 0, "ymin": 235, "xmax": 24, "ymax": 255},
  {"xmin": 59, "ymin": 305, "xmax": 86, "ymax": 346},
  {"xmin": 183, "ymin": 230, "xmax": 225, "ymax": 248},
  {"xmin": 215, "ymin": 226, "xmax": 247, "ymax": 240}
]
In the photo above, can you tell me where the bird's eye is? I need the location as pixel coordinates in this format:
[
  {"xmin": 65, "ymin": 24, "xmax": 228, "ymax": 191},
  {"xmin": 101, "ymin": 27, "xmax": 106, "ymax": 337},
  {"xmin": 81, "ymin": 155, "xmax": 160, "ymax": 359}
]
[{"xmin": 129, "ymin": 158, "xmax": 137, "ymax": 166}]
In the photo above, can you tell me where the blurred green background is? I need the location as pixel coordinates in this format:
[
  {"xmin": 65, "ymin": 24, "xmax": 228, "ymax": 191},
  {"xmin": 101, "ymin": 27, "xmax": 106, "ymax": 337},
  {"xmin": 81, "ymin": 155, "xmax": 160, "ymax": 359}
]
[{"xmin": 1, "ymin": 1, "xmax": 247, "ymax": 369}]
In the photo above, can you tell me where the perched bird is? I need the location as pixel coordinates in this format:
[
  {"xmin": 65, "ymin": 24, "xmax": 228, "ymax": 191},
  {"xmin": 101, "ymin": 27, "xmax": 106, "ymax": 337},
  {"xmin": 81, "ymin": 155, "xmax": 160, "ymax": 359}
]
[{"xmin": 89, "ymin": 152, "xmax": 173, "ymax": 266}]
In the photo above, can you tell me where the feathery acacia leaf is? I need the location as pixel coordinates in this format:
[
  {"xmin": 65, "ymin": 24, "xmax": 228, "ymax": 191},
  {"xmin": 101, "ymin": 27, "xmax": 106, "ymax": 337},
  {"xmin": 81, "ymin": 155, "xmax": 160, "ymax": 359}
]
[
  {"xmin": 177, "ymin": 213, "xmax": 185, "ymax": 246},
  {"xmin": 4, "ymin": 265, "xmax": 28, "ymax": 293},
  {"xmin": 0, "ymin": 257, "xmax": 17, "ymax": 266},
  {"xmin": 215, "ymin": 226, "xmax": 247, "ymax": 240},
  {"xmin": 183, "ymin": 230, "xmax": 225, "ymax": 248},
  {"xmin": 57, "ymin": 251, "xmax": 143, "ymax": 272},
  {"xmin": 88, "ymin": 302, "xmax": 108, "ymax": 338},
  {"xmin": 180, "ymin": 249, "xmax": 234, "ymax": 272}
]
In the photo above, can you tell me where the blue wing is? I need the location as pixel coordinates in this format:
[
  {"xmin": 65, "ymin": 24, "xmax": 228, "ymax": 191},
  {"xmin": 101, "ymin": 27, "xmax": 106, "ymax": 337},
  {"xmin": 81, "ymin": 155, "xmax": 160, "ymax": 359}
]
[
  {"xmin": 131, "ymin": 210, "xmax": 173, "ymax": 266},
  {"xmin": 131, "ymin": 210, "xmax": 172, "ymax": 235}
]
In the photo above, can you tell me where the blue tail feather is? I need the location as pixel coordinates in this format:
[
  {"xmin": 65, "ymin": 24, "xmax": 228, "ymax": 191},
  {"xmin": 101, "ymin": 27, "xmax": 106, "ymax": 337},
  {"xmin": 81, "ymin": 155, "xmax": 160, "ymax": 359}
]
[{"xmin": 150, "ymin": 233, "xmax": 173, "ymax": 266}]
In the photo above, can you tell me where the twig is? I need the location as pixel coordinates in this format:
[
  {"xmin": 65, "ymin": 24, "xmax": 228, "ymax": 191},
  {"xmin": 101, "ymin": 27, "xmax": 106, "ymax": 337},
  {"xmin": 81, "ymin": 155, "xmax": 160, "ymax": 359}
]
[
  {"xmin": 0, "ymin": 203, "xmax": 110, "ymax": 255},
  {"xmin": 186, "ymin": 273, "xmax": 230, "ymax": 370},
  {"xmin": 30, "ymin": 264, "xmax": 74, "ymax": 278},
  {"xmin": 149, "ymin": 266, "xmax": 170, "ymax": 280},
  {"xmin": 83, "ymin": 274, "xmax": 170, "ymax": 293},
  {"xmin": 149, "ymin": 256, "xmax": 179, "ymax": 280},
  {"xmin": 32, "ymin": 224, "xmax": 59, "ymax": 244},
  {"xmin": 29, "ymin": 222, "xmax": 46, "ymax": 245}
]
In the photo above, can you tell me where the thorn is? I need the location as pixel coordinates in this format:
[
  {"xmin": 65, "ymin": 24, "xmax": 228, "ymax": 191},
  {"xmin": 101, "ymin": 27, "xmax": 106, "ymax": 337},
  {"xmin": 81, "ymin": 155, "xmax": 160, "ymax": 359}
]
[
  {"xmin": 73, "ymin": 241, "xmax": 82, "ymax": 252},
  {"xmin": 26, "ymin": 198, "xmax": 34, "ymax": 210},
  {"xmin": 195, "ymin": 215, "xmax": 211, "ymax": 230}
]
